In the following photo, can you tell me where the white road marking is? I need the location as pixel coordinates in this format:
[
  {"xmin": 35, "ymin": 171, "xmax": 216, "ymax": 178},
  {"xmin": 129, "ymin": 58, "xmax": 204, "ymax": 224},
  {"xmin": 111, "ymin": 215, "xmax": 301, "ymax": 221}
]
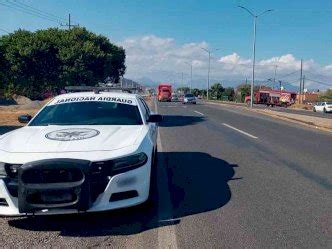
[
  {"xmin": 155, "ymin": 100, "xmax": 178, "ymax": 249},
  {"xmin": 194, "ymin": 110, "xmax": 204, "ymax": 116},
  {"xmin": 222, "ymin": 123, "xmax": 258, "ymax": 139}
]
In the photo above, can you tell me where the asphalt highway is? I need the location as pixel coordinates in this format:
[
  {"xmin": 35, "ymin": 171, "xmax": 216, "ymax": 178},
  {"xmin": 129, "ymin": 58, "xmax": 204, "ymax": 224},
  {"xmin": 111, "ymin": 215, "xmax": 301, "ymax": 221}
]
[{"xmin": 0, "ymin": 101, "xmax": 331, "ymax": 248}]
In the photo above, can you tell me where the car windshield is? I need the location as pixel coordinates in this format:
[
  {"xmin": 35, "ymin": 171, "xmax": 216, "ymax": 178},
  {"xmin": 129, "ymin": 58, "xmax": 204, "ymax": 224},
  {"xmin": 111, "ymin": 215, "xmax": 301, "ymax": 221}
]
[
  {"xmin": 29, "ymin": 101, "xmax": 143, "ymax": 126},
  {"xmin": 185, "ymin": 94, "xmax": 194, "ymax": 97}
]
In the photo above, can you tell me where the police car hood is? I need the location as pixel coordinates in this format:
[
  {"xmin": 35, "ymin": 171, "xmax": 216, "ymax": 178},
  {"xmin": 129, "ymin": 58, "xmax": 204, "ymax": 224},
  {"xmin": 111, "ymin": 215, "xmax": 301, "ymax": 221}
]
[{"xmin": 0, "ymin": 125, "xmax": 145, "ymax": 153}]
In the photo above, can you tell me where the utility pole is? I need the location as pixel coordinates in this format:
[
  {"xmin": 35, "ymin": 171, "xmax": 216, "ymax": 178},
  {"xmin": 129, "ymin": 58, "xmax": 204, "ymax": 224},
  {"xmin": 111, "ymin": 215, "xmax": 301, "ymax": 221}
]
[
  {"xmin": 299, "ymin": 59, "xmax": 303, "ymax": 104},
  {"xmin": 190, "ymin": 64, "xmax": 193, "ymax": 93},
  {"xmin": 61, "ymin": 14, "xmax": 78, "ymax": 29},
  {"xmin": 238, "ymin": 6, "xmax": 274, "ymax": 108},
  {"xmin": 273, "ymin": 65, "xmax": 278, "ymax": 90},
  {"xmin": 302, "ymin": 75, "xmax": 306, "ymax": 101},
  {"xmin": 181, "ymin": 72, "xmax": 184, "ymax": 86}
]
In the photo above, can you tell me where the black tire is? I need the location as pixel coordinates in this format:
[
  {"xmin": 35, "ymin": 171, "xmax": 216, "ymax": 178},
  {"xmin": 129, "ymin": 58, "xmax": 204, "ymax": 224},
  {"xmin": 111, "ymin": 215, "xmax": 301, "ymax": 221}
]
[
  {"xmin": 313, "ymin": 107, "xmax": 316, "ymax": 112},
  {"xmin": 323, "ymin": 108, "xmax": 327, "ymax": 113},
  {"xmin": 146, "ymin": 146, "xmax": 157, "ymax": 205}
]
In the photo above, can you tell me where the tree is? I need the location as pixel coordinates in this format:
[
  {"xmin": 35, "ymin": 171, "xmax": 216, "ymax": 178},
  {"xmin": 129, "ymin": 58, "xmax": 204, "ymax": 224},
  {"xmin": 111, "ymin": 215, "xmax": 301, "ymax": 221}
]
[
  {"xmin": 177, "ymin": 87, "xmax": 190, "ymax": 93},
  {"xmin": 192, "ymin": 88, "xmax": 201, "ymax": 97},
  {"xmin": 318, "ymin": 89, "xmax": 332, "ymax": 102},
  {"xmin": 236, "ymin": 83, "xmax": 251, "ymax": 102},
  {"xmin": 224, "ymin": 87, "xmax": 235, "ymax": 101},
  {"xmin": 210, "ymin": 83, "xmax": 225, "ymax": 99},
  {"xmin": 0, "ymin": 27, "xmax": 126, "ymax": 99}
]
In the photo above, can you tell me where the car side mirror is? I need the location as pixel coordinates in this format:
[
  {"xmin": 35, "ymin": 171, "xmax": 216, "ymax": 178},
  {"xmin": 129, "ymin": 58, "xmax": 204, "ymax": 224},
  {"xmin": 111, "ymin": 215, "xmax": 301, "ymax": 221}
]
[
  {"xmin": 18, "ymin": 114, "xmax": 32, "ymax": 123},
  {"xmin": 147, "ymin": 114, "xmax": 162, "ymax": 123}
]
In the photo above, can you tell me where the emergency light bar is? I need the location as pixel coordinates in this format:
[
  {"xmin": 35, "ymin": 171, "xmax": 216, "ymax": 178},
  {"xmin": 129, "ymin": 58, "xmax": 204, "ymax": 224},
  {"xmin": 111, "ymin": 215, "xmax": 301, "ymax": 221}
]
[{"xmin": 65, "ymin": 86, "xmax": 138, "ymax": 94}]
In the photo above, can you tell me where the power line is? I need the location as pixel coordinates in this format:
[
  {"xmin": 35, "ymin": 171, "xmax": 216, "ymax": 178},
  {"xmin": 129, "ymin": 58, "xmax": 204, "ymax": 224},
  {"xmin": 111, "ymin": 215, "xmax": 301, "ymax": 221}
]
[
  {"xmin": 11, "ymin": 0, "xmax": 67, "ymax": 22},
  {"xmin": 0, "ymin": 28, "xmax": 10, "ymax": 34},
  {"xmin": 305, "ymin": 78, "xmax": 332, "ymax": 87},
  {"xmin": 305, "ymin": 70, "xmax": 331, "ymax": 80},
  {"xmin": 0, "ymin": 1, "xmax": 62, "ymax": 24},
  {"xmin": 277, "ymin": 70, "xmax": 300, "ymax": 79}
]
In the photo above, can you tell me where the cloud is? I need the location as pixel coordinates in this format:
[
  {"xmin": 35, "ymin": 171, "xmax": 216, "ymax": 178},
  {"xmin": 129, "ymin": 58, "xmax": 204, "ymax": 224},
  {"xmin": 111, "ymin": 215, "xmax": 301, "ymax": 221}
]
[
  {"xmin": 219, "ymin": 53, "xmax": 251, "ymax": 65},
  {"xmin": 117, "ymin": 35, "xmax": 332, "ymax": 89}
]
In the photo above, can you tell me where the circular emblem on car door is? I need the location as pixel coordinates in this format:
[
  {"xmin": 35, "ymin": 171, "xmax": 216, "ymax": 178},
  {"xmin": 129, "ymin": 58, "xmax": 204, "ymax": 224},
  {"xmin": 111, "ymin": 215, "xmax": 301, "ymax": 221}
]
[{"xmin": 45, "ymin": 128, "xmax": 100, "ymax": 141}]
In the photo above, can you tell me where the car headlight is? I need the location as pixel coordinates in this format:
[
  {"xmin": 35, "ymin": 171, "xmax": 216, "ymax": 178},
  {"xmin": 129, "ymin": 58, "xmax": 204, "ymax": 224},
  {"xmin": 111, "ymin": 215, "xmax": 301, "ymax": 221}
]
[
  {"xmin": 112, "ymin": 153, "xmax": 148, "ymax": 172},
  {"xmin": 0, "ymin": 162, "xmax": 21, "ymax": 178},
  {"xmin": 0, "ymin": 162, "xmax": 7, "ymax": 177}
]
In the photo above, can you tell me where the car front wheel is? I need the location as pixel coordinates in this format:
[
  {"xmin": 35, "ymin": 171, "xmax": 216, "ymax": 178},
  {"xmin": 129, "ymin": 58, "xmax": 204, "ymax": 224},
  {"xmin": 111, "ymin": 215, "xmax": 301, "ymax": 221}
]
[
  {"xmin": 146, "ymin": 147, "xmax": 157, "ymax": 205},
  {"xmin": 313, "ymin": 107, "xmax": 316, "ymax": 112}
]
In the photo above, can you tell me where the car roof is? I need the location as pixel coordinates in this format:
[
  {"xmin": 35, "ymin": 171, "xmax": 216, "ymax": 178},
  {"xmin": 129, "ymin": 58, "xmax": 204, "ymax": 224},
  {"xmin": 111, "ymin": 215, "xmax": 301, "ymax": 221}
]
[
  {"xmin": 48, "ymin": 91, "xmax": 140, "ymax": 106},
  {"xmin": 54, "ymin": 91, "xmax": 139, "ymax": 100}
]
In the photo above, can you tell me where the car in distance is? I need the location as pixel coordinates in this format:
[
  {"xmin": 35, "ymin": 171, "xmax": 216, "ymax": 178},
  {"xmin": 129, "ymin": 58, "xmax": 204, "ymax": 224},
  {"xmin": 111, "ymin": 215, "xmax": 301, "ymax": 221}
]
[
  {"xmin": 313, "ymin": 102, "xmax": 332, "ymax": 113},
  {"xmin": 183, "ymin": 93, "xmax": 196, "ymax": 104},
  {"xmin": 171, "ymin": 93, "xmax": 179, "ymax": 102},
  {"xmin": 0, "ymin": 91, "xmax": 162, "ymax": 216}
]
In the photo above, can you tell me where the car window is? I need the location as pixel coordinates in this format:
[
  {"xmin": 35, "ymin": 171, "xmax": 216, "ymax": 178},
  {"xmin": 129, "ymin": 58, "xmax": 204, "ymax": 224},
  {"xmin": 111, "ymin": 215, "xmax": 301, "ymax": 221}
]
[
  {"xmin": 29, "ymin": 101, "xmax": 143, "ymax": 126},
  {"xmin": 138, "ymin": 98, "xmax": 150, "ymax": 121},
  {"xmin": 140, "ymin": 98, "xmax": 151, "ymax": 115}
]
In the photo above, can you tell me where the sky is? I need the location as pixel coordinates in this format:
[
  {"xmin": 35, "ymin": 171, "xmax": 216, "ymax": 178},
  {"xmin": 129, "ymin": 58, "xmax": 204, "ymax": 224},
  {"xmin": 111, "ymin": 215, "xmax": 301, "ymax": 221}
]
[{"xmin": 0, "ymin": 0, "xmax": 331, "ymax": 89}]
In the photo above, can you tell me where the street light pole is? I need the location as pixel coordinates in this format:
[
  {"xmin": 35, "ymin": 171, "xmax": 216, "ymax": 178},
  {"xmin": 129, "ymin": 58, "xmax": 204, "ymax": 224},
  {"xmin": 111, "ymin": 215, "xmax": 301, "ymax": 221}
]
[
  {"xmin": 251, "ymin": 16, "xmax": 257, "ymax": 108},
  {"xmin": 201, "ymin": 48, "xmax": 219, "ymax": 100},
  {"xmin": 185, "ymin": 62, "xmax": 193, "ymax": 93},
  {"xmin": 207, "ymin": 52, "xmax": 210, "ymax": 99},
  {"xmin": 238, "ymin": 6, "xmax": 274, "ymax": 108}
]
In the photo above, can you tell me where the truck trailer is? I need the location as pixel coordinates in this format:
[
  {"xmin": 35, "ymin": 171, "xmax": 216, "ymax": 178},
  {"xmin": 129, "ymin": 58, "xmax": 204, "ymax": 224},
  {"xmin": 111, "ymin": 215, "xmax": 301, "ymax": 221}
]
[{"xmin": 157, "ymin": 84, "xmax": 172, "ymax": 102}]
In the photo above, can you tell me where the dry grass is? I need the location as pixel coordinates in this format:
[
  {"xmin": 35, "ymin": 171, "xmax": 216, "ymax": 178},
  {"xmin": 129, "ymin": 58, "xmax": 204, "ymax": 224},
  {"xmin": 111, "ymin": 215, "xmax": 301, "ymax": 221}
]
[
  {"xmin": 289, "ymin": 103, "xmax": 313, "ymax": 110},
  {"xmin": 0, "ymin": 108, "xmax": 39, "ymax": 126}
]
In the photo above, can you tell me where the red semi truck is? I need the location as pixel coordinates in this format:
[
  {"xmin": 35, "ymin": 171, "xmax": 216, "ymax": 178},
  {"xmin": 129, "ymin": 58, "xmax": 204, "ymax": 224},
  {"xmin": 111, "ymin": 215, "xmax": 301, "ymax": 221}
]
[
  {"xmin": 245, "ymin": 90, "xmax": 297, "ymax": 107},
  {"xmin": 157, "ymin": 84, "xmax": 172, "ymax": 102}
]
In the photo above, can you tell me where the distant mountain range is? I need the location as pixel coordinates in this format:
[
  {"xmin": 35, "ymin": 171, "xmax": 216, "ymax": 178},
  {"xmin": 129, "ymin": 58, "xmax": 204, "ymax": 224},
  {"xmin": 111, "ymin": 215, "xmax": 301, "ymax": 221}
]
[{"xmin": 132, "ymin": 76, "xmax": 300, "ymax": 92}]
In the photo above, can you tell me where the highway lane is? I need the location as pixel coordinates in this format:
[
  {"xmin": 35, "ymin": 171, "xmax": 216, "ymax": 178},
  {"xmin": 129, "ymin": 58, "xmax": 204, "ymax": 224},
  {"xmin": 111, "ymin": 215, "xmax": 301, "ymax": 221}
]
[
  {"xmin": 156, "ymin": 101, "xmax": 331, "ymax": 248},
  {"xmin": 0, "ymin": 101, "xmax": 331, "ymax": 248}
]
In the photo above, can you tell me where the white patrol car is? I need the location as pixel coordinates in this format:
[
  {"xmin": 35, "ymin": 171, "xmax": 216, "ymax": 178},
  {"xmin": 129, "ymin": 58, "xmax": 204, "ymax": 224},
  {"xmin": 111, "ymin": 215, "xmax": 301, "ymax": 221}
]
[{"xmin": 0, "ymin": 91, "xmax": 162, "ymax": 216}]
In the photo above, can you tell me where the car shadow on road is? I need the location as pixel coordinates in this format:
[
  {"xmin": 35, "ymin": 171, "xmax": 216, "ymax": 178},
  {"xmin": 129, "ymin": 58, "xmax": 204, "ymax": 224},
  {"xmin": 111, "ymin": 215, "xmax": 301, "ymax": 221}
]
[
  {"xmin": 159, "ymin": 115, "xmax": 206, "ymax": 127},
  {"xmin": 0, "ymin": 126, "xmax": 21, "ymax": 135},
  {"xmin": 7, "ymin": 152, "xmax": 238, "ymax": 237}
]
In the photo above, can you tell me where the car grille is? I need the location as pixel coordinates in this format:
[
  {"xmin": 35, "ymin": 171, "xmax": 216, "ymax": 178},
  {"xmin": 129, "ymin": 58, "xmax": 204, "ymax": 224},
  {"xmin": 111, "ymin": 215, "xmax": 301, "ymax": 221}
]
[{"xmin": 4, "ymin": 161, "xmax": 111, "ymax": 203}]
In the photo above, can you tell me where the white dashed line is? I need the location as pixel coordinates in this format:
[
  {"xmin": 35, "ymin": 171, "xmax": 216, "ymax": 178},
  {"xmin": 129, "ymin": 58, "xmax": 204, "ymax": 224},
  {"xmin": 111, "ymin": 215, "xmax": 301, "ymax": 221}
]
[
  {"xmin": 155, "ymin": 100, "xmax": 178, "ymax": 249},
  {"xmin": 222, "ymin": 123, "xmax": 258, "ymax": 139},
  {"xmin": 194, "ymin": 110, "xmax": 204, "ymax": 116}
]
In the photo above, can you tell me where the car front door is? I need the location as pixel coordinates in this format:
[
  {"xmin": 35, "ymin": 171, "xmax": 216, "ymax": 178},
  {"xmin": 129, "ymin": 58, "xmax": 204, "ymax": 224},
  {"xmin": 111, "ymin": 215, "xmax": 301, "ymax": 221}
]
[{"xmin": 138, "ymin": 98, "xmax": 157, "ymax": 145}]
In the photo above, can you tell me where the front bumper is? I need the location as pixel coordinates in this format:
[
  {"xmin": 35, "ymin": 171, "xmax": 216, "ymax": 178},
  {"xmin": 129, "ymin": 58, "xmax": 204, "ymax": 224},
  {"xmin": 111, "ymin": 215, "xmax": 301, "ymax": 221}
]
[
  {"xmin": 184, "ymin": 99, "xmax": 196, "ymax": 103},
  {"xmin": 0, "ymin": 158, "xmax": 151, "ymax": 216}
]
